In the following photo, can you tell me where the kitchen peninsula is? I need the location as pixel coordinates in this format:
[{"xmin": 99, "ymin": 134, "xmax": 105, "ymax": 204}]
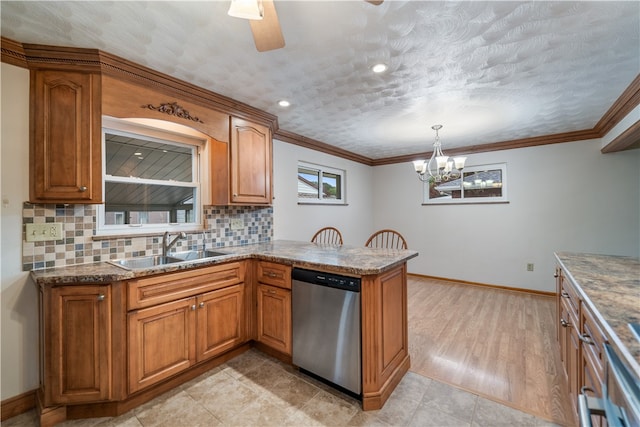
[{"xmin": 31, "ymin": 241, "xmax": 418, "ymax": 426}]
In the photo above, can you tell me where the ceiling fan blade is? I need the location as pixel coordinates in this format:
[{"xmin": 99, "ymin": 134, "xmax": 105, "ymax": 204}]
[
  {"xmin": 249, "ymin": 0, "xmax": 285, "ymax": 52},
  {"xmin": 365, "ymin": 0, "xmax": 383, "ymax": 5}
]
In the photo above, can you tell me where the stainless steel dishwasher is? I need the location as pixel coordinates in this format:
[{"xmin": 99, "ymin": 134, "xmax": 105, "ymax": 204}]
[{"xmin": 292, "ymin": 268, "xmax": 361, "ymax": 396}]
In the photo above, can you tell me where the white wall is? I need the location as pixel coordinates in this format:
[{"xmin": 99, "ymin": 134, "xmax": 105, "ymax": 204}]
[
  {"xmin": 1, "ymin": 63, "xmax": 39, "ymax": 400},
  {"xmin": 272, "ymin": 140, "xmax": 374, "ymax": 245},
  {"xmin": 373, "ymin": 138, "xmax": 640, "ymax": 292}
]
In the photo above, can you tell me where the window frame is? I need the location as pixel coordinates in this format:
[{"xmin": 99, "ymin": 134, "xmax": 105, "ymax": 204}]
[
  {"xmin": 297, "ymin": 161, "xmax": 347, "ymax": 205},
  {"xmin": 96, "ymin": 117, "xmax": 209, "ymax": 236},
  {"xmin": 422, "ymin": 162, "xmax": 508, "ymax": 205}
]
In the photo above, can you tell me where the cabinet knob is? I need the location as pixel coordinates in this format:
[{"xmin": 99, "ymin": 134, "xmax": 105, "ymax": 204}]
[
  {"xmin": 553, "ymin": 273, "xmax": 559, "ymax": 278},
  {"xmin": 97, "ymin": 294, "xmax": 105, "ymax": 301},
  {"xmin": 79, "ymin": 186, "xmax": 88, "ymax": 192},
  {"xmin": 267, "ymin": 289, "xmax": 277, "ymax": 294},
  {"xmin": 560, "ymin": 318, "xmax": 570, "ymax": 327},
  {"xmin": 191, "ymin": 304, "xmax": 196, "ymax": 311},
  {"xmin": 560, "ymin": 291, "xmax": 570, "ymax": 299},
  {"xmin": 579, "ymin": 333, "xmax": 595, "ymax": 345},
  {"xmin": 199, "ymin": 302, "xmax": 205, "ymax": 308}
]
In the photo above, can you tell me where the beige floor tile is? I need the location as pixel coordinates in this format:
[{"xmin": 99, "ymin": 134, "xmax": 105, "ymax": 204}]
[
  {"xmin": 408, "ymin": 401, "xmax": 472, "ymax": 427},
  {"xmin": 134, "ymin": 390, "xmax": 220, "ymax": 427},
  {"xmin": 420, "ymin": 379, "xmax": 477, "ymax": 423},
  {"xmin": 186, "ymin": 372, "xmax": 260, "ymax": 423},
  {"xmin": 296, "ymin": 390, "xmax": 360, "ymax": 426},
  {"xmin": 346, "ymin": 411, "xmax": 392, "ymax": 426},
  {"xmin": 224, "ymin": 395, "xmax": 290, "ymax": 427},
  {"xmin": 471, "ymin": 397, "xmax": 537, "ymax": 427}
]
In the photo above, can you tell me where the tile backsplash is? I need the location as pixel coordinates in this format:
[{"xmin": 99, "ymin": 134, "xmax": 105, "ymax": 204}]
[{"xmin": 22, "ymin": 203, "xmax": 273, "ymax": 271}]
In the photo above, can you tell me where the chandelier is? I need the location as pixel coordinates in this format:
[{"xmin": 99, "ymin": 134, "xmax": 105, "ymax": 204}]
[{"xmin": 412, "ymin": 125, "xmax": 466, "ymax": 183}]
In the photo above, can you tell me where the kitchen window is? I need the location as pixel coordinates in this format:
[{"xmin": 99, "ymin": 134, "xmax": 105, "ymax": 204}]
[
  {"xmin": 298, "ymin": 161, "xmax": 346, "ymax": 205},
  {"xmin": 97, "ymin": 117, "xmax": 209, "ymax": 235},
  {"xmin": 423, "ymin": 163, "xmax": 508, "ymax": 204}
]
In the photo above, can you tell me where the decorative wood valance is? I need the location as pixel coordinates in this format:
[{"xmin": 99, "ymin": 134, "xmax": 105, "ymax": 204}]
[{"xmin": 141, "ymin": 102, "xmax": 204, "ymax": 124}]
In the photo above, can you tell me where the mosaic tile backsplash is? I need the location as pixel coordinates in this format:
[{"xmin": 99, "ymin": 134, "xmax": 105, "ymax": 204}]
[{"xmin": 22, "ymin": 204, "xmax": 273, "ymax": 271}]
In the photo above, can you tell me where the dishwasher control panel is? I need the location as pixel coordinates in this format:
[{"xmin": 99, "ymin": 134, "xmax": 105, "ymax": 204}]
[{"xmin": 292, "ymin": 268, "xmax": 361, "ymax": 292}]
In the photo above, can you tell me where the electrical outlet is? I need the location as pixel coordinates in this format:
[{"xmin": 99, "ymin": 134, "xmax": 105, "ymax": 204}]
[
  {"xmin": 527, "ymin": 263, "xmax": 534, "ymax": 272},
  {"xmin": 230, "ymin": 218, "xmax": 244, "ymax": 230},
  {"xmin": 26, "ymin": 223, "xmax": 64, "ymax": 242}
]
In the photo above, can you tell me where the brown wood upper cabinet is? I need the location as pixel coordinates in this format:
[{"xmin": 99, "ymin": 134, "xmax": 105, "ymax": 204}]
[
  {"xmin": 30, "ymin": 69, "xmax": 102, "ymax": 203},
  {"xmin": 212, "ymin": 117, "xmax": 273, "ymax": 205}
]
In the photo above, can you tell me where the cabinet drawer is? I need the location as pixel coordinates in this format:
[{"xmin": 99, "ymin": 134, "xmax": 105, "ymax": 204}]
[
  {"xmin": 559, "ymin": 276, "xmax": 579, "ymax": 314},
  {"xmin": 128, "ymin": 262, "xmax": 245, "ymax": 310},
  {"xmin": 256, "ymin": 261, "xmax": 291, "ymax": 289},
  {"xmin": 580, "ymin": 303, "xmax": 608, "ymax": 375}
]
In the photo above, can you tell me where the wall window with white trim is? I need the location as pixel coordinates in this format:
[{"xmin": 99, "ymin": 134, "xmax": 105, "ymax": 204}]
[
  {"xmin": 97, "ymin": 117, "xmax": 208, "ymax": 235},
  {"xmin": 423, "ymin": 163, "xmax": 508, "ymax": 204},
  {"xmin": 298, "ymin": 161, "xmax": 346, "ymax": 204}
]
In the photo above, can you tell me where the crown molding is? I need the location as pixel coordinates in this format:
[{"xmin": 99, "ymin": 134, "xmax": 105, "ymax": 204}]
[
  {"xmin": 274, "ymin": 129, "xmax": 374, "ymax": 166},
  {"xmin": 1, "ymin": 37, "xmax": 26, "ymax": 67},
  {"xmin": 601, "ymin": 119, "xmax": 640, "ymax": 153},
  {"xmin": 595, "ymin": 74, "xmax": 640, "ymax": 137},
  {"xmin": 1, "ymin": 37, "xmax": 278, "ymax": 131}
]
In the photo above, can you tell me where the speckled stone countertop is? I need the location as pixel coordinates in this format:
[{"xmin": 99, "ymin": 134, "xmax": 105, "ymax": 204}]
[
  {"xmin": 31, "ymin": 240, "xmax": 418, "ymax": 286},
  {"xmin": 555, "ymin": 252, "xmax": 640, "ymax": 377}
]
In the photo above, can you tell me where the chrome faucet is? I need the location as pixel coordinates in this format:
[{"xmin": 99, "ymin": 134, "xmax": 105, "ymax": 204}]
[{"xmin": 162, "ymin": 231, "xmax": 186, "ymax": 256}]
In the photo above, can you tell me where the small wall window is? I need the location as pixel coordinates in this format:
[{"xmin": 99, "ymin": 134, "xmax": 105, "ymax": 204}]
[
  {"xmin": 423, "ymin": 163, "xmax": 508, "ymax": 204},
  {"xmin": 97, "ymin": 117, "xmax": 208, "ymax": 235},
  {"xmin": 298, "ymin": 161, "xmax": 346, "ymax": 205}
]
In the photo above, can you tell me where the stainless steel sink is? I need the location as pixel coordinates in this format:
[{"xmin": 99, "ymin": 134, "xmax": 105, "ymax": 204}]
[
  {"xmin": 170, "ymin": 250, "xmax": 229, "ymax": 261},
  {"xmin": 111, "ymin": 255, "xmax": 183, "ymax": 269}
]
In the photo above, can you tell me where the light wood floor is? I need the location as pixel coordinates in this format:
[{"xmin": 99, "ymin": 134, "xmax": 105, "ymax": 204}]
[{"xmin": 407, "ymin": 275, "xmax": 576, "ymax": 426}]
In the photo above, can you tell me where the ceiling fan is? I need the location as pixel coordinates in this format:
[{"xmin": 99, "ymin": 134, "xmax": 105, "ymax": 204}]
[{"xmin": 228, "ymin": 0, "xmax": 383, "ymax": 52}]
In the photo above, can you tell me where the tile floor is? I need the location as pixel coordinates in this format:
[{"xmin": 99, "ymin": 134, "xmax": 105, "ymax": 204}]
[{"xmin": 4, "ymin": 349, "xmax": 560, "ymax": 427}]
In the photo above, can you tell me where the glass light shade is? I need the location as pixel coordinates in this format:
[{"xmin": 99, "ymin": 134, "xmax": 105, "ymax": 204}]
[
  {"xmin": 436, "ymin": 156, "xmax": 448, "ymax": 169},
  {"xmin": 444, "ymin": 160, "xmax": 453, "ymax": 173},
  {"xmin": 453, "ymin": 156, "xmax": 466, "ymax": 170},
  {"xmin": 228, "ymin": 0, "xmax": 263, "ymax": 20},
  {"xmin": 413, "ymin": 160, "xmax": 426, "ymax": 174}
]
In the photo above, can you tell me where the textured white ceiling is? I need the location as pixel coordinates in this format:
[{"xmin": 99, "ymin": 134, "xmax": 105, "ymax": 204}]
[{"xmin": 2, "ymin": 1, "xmax": 639, "ymax": 159}]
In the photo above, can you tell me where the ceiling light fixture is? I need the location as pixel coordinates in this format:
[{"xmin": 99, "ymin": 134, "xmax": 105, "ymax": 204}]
[
  {"xmin": 227, "ymin": 0, "xmax": 263, "ymax": 20},
  {"xmin": 278, "ymin": 99, "xmax": 290, "ymax": 107},
  {"xmin": 412, "ymin": 125, "xmax": 466, "ymax": 183},
  {"xmin": 372, "ymin": 63, "xmax": 388, "ymax": 73}
]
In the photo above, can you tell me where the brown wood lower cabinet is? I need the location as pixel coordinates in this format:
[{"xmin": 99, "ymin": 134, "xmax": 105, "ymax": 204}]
[
  {"xmin": 128, "ymin": 297, "xmax": 196, "ymax": 394},
  {"xmin": 36, "ymin": 258, "xmax": 412, "ymax": 425},
  {"xmin": 256, "ymin": 283, "xmax": 292, "ymax": 355},
  {"xmin": 361, "ymin": 264, "xmax": 410, "ymax": 410},
  {"xmin": 41, "ymin": 285, "xmax": 112, "ymax": 406},
  {"xmin": 255, "ymin": 261, "xmax": 292, "ymax": 356},
  {"xmin": 555, "ymin": 264, "xmax": 609, "ymax": 426}
]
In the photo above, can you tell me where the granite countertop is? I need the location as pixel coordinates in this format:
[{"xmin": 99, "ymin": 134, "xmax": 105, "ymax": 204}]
[
  {"xmin": 31, "ymin": 240, "xmax": 419, "ymax": 286},
  {"xmin": 555, "ymin": 251, "xmax": 640, "ymax": 377}
]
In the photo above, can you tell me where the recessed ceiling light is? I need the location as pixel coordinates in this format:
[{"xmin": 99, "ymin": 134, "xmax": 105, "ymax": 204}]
[
  {"xmin": 134, "ymin": 152, "xmax": 142, "ymax": 156},
  {"xmin": 372, "ymin": 63, "xmax": 388, "ymax": 73},
  {"xmin": 278, "ymin": 100, "xmax": 291, "ymax": 107}
]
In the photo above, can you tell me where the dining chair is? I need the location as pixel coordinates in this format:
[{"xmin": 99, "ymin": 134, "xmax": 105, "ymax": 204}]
[
  {"xmin": 365, "ymin": 229, "xmax": 408, "ymax": 249},
  {"xmin": 311, "ymin": 227, "xmax": 344, "ymax": 245}
]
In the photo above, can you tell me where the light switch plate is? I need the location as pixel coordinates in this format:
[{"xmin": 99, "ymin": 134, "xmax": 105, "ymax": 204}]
[
  {"xmin": 26, "ymin": 223, "xmax": 64, "ymax": 242},
  {"xmin": 230, "ymin": 218, "xmax": 244, "ymax": 230}
]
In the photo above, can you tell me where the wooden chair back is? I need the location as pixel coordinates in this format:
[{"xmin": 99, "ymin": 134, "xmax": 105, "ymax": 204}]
[
  {"xmin": 311, "ymin": 227, "xmax": 344, "ymax": 245},
  {"xmin": 365, "ymin": 229, "xmax": 408, "ymax": 249}
]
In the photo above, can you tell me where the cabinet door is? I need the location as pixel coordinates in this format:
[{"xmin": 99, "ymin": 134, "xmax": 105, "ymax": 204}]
[
  {"xmin": 47, "ymin": 285, "xmax": 111, "ymax": 404},
  {"xmin": 196, "ymin": 284, "xmax": 245, "ymax": 362},
  {"xmin": 229, "ymin": 117, "xmax": 272, "ymax": 204},
  {"xmin": 256, "ymin": 283, "xmax": 292, "ymax": 355},
  {"xmin": 128, "ymin": 298, "xmax": 196, "ymax": 393},
  {"xmin": 31, "ymin": 70, "xmax": 102, "ymax": 203}
]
